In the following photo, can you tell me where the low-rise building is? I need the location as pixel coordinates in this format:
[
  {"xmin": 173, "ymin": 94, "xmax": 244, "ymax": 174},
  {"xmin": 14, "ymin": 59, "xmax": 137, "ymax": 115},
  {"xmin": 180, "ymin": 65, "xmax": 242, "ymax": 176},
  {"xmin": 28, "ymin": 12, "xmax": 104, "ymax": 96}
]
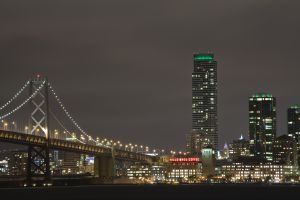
[
  {"xmin": 229, "ymin": 136, "xmax": 249, "ymax": 160},
  {"xmin": 273, "ymin": 135, "xmax": 298, "ymax": 166},
  {"xmin": 0, "ymin": 159, "xmax": 8, "ymax": 175},
  {"xmin": 167, "ymin": 156, "xmax": 202, "ymax": 182},
  {"xmin": 221, "ymin": 156, "xmax": 299, "ymax": 183},
  {"xmin": 126, "ymin": 164, "xmax": 152, "ymax": 179}
]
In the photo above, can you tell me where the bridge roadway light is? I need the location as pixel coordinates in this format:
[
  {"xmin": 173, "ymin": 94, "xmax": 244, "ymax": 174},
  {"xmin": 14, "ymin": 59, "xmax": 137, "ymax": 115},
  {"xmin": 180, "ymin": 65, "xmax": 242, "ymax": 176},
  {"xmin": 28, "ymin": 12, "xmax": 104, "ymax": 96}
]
[
  {"xmin": 4, "ymin": 123, "xmax": 8, "ymax": 130},
  {"xmin": 54, "ymin": 130, "xmax": 58, "ymax": 139},
  {"xmin": 12, "ymin": 121, "xmax": 17, "ymax": 131},
  {"xmin": 80, "ymin": 135, "xmax": 85, "ymax": 141},
  {"xmin": 24, "ymin": 126, "xmax": 28, "ymax": 133}
]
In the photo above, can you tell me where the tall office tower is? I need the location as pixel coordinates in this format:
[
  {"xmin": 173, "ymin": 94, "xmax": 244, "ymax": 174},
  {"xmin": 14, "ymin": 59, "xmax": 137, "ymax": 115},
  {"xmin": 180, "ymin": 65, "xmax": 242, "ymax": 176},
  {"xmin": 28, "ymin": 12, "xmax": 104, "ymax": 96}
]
[
  {"xmin": 186, "ymin": 131, "xmax": 211, "ymax": 155},
  {"xmin": 187, "ymin": 53, "xmax": 218, "ymax": 154},
  {"xmin": 249, "ymin": 93, "xmax": 276, "ymax": 162},
  {"xmin": 287, "ymin": 105, "xmax": 300, "ymax": 149}
]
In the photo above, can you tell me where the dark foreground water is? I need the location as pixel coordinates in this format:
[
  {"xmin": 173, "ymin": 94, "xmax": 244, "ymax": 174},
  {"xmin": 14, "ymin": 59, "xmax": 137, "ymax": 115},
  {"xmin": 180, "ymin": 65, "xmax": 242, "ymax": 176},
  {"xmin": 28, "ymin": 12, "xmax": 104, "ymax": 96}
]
[{"xmin": 1, "ymin": 184, "xmax": 299, "ymax": 200}]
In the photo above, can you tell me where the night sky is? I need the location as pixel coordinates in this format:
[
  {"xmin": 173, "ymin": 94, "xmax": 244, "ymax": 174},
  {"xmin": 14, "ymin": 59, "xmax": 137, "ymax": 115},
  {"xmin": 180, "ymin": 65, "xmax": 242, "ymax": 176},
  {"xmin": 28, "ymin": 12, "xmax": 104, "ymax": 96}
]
[{"xmin": 1, "ymin": 0, "xmax": 300, "ymax": 151}]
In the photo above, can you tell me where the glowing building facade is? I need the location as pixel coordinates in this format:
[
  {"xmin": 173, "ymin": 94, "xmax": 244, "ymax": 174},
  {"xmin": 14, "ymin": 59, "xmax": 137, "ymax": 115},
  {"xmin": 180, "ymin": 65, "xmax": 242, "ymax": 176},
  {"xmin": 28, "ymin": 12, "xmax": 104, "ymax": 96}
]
[
  {"xmin": 249, "ymin": 93, "xmax": 276, "ymax": 162},
  {"xmin": 187, "ymin": 53, "xmax": 218, "ymax": 154}
]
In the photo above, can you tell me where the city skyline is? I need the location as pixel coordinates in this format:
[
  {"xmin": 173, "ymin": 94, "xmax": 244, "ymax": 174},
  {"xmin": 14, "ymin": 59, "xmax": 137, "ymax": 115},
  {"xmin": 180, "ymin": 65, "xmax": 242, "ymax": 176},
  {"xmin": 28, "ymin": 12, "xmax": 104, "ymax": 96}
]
[
  {"xmin": 2, "ymin": 1, "xmax": 300, "ymax": 196},
  {"xmin": 1, "ymin": 1, "xmax": 300, "ymax": 151}
]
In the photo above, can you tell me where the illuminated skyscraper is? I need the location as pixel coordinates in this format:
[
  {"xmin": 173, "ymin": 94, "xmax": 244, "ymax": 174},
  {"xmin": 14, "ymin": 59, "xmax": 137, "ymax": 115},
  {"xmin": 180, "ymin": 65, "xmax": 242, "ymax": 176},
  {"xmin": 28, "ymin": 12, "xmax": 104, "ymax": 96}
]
[
  {"xmin": 249, "ymin": 93, "xmax": 276, "ymax": 162},
  {"xmin": 287, "ymin": 104, "xmax": 300, "ymax": 149},
  {"xmin": 187, "ymin": 53, "xmax": 218, "ymax": 154}
]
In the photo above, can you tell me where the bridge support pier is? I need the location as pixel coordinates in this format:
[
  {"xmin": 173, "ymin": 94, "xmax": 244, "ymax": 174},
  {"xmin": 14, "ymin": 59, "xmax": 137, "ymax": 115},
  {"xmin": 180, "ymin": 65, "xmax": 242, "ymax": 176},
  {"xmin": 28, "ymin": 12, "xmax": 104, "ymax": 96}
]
[
  {"xmin": 94, "ymin": 154, "xmax": 115, "ymax": 183},
  {"xmin": 26, "ymin": 145, "xmax": 51, "ymax": 185}
]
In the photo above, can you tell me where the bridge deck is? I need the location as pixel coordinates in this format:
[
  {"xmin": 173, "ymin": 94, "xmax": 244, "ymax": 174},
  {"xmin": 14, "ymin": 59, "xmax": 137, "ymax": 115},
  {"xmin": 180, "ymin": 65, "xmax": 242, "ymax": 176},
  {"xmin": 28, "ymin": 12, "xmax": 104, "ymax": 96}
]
[{"xmin": 0, "ymin": 130, "xmax": 155, "ymax": 163}]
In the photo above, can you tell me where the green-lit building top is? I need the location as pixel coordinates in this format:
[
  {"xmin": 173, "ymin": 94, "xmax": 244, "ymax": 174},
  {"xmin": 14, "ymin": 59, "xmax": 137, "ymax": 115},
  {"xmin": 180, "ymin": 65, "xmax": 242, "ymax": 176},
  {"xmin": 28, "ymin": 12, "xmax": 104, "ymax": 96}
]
[
  {"xmin": 289, "ymin": 104, "xmax": 300, "ymax": 109},
  {"xmin": 251, "ymin": 93, "xmax": 273, "ymax": 98},
  {"xmin": 193, "ymin": 54, "xmax": 214, "ymax": 61}
]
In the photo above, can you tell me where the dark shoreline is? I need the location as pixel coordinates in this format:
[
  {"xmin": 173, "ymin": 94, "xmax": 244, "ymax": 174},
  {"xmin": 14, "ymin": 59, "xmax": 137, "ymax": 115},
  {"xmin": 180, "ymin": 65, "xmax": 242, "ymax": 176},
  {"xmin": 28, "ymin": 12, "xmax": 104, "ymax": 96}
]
[{"xmin": 1, "ymin": 183, "xmax": 300, "ymax": 200}]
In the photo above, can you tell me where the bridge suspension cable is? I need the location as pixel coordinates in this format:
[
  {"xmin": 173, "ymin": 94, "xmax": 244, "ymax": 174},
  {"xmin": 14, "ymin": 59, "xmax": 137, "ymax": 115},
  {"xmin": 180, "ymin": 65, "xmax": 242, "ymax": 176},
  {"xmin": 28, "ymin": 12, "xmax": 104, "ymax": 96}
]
[
  {"xmin": 0, "ymin": 80, "xmax": 45, "ymax": 120},
  {"xmin": 0, "ymin": 80, "xmax": 30, "ymax": 111},
  {"xmin": 47, "ymin": 82, "xmax": 98, "ymax": 144},
  {"xmin": 49, "ymin": 109, "xmax": 85, "ymax": 144}
]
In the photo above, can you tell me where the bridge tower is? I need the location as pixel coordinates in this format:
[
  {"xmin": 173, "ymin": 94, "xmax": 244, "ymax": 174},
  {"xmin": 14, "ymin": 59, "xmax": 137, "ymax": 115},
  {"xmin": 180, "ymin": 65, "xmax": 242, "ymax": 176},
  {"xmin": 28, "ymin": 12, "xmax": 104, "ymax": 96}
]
[{"xmin": 26, "ymin": 74, "xmax": 51, "ymax": 183}]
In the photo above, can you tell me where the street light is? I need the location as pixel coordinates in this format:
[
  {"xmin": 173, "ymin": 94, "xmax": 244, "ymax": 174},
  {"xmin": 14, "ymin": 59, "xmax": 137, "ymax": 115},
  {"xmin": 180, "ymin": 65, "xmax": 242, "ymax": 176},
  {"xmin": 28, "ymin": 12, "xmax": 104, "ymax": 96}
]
[
  {"xmin": 34, "ymin": 128, "xmax": 40, "ymax": 136},
  {"xmin": 12, "ymin": 121, "xmax": 17, "ymax": 131},
  {"xmin": 4, "ymin": 123, "xmax": 8, "ymax": 130},
  {"xmin": 54, "ymin": 130, "xmax": 59, "ymax": 139},
  {"xmin": 140, "ymin": 145, "xmax": 143, "ymax": 153},
  {"xmin": 24, "ymin": 126, "xmax": 29, "ymax": 134}
]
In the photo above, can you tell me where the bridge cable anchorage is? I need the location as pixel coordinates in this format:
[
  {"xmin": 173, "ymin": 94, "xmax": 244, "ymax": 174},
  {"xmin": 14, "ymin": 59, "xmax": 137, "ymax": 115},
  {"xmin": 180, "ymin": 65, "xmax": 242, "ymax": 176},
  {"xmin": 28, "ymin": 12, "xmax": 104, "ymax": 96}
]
[
  {"xmin": 0, "ymin": 80, "xmax": 45, "ymax": 120},
  {"xmin": 0, "ymin": 80, "xmax": 30, "ymax": 111},
  {"xmin": 49, "ymin": 109, "xmax": 85, "ymax": 144},
  {"xmin": 47, "ymin": 82, "xmax": 98, "ymax": 144}
]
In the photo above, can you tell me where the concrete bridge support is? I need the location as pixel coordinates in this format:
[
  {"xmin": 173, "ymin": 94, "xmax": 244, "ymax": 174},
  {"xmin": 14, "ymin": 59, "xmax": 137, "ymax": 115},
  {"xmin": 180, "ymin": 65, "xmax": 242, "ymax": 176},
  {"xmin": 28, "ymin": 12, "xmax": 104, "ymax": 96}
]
[{"xmin": 94, "ymin": 154, "xmax": 115, "ymax": 183}]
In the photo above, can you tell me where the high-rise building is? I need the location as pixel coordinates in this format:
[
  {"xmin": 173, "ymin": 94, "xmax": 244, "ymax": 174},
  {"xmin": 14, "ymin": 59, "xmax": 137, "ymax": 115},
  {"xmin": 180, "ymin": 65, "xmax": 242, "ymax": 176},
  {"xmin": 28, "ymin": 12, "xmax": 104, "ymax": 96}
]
[
  {"xmin": 249, "ymin": 93, "xmax": 276, "ymax": 162},
  {"xmin": 288, "ymin": 105, "xmax": 300, "ymax": 149},
  {"xmin": 186, "ymin": 131, "xmax": 211, "ymax": 155},
  {"xmin": 187, "ymin": 53, "xmax": 218, "ymax": 154}
]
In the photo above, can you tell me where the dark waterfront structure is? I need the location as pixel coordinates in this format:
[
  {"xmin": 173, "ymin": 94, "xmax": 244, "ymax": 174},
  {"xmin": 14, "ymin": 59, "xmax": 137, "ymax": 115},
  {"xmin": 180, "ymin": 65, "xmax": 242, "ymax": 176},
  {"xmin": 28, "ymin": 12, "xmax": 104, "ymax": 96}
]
[
  {"xmin": 288, "ymin": 105, "xmax": 300, "ymax": 149},
  {"xmin": 1, "ymin": 184, "xmax": 300, "ymax": 200},
  {"xmin": 187, "ymin": 53, "xmax": 218, "ymax": 154},
  {"xmin": 249, "ymin": 93, "xmax": 276, "ymax": 162}
]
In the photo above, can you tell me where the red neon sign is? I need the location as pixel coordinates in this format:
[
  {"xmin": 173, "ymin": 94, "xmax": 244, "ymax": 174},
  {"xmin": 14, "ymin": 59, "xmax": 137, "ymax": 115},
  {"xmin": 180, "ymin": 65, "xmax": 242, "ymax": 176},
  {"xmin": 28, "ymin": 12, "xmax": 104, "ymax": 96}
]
[{"xmin": 169, "ymin": 157, "xmax": 200, "ymax": 162}]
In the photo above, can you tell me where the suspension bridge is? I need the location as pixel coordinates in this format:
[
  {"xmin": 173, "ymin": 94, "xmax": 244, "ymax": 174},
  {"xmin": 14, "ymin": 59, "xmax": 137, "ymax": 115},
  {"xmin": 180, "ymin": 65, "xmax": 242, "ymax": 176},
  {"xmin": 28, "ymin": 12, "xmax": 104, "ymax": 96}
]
[{"xmin": 0, "ymin": 74, "xmax": 158, "ymax": 184}]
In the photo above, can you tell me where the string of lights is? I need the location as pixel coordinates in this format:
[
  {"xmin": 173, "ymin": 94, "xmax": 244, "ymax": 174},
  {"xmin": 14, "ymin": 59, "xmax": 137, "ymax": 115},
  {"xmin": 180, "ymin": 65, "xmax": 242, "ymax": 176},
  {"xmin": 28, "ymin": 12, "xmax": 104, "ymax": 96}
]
[
  {"xmin": 48, "ymin": 82, "xmax": 98, "ymax": 144},
  {"xmin": 47, "ymin": 82, "xmax": 163, "ymax": 154},
  {"xmin": 0, "ymin": 79, "xmax": 167, "ymax": 155},
  {"xmin": 0, "ymin": 80, "xmax": 30, "ymax": 111},
  {"xmin": 0, "ymin": 81, "xmax": 45, "ymax": 120},
  {"xmin": 49, "ymin": 109, "xmax": 85, "ymax": 144}
]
